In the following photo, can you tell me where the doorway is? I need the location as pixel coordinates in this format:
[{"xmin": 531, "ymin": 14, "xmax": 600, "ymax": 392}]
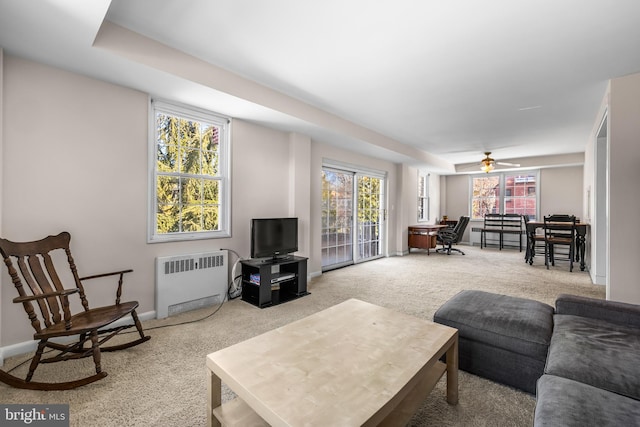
[
  {"xmin": 321, "ymin": 166, "xmax": 386, "ymax": 271},
  {"xmin": 594, "ymin": 114, "xmax": 609, "ymax": 290}
]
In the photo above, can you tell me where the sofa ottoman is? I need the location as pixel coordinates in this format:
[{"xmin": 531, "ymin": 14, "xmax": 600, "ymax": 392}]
[{"xmin": 434, "ymin": 290, "xmax": 554, "ymax": 394}]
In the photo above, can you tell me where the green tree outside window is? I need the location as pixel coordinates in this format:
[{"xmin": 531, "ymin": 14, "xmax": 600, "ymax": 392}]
[{"xmin": 155, "ymin": 113, "xmax": 222, "ymax": 235}]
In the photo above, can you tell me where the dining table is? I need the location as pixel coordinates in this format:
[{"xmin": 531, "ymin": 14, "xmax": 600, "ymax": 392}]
[{"xmin": 524, "ymin": 221, "xmax": 589, "ymax": 271}]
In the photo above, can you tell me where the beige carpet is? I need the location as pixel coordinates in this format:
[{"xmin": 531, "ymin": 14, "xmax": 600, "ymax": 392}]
[{"xmin": 1, "ymin": 245, "xmax": 605, "ymax": 426}]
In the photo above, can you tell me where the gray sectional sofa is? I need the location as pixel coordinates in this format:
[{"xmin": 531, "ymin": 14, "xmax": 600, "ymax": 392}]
[
  {"xmin": 434, "ymin": 291, "xmax": 640, "ymax": 426},
  {"xmin": 535, "ymin": 294, "xmax": 640, "ymax": 426}
]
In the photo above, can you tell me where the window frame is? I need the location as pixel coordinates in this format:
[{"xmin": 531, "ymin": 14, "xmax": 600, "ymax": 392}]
[
  {"xmin": 417, "ymin": 171, "xmax": 430, "ymax": 222},
  {"xmin": 469, "ymin": 170, "xmax": 540, "ymax": 220},
  {"xmin": 148, "ymin": 99, "xmax": 231, "ymax": 243}
]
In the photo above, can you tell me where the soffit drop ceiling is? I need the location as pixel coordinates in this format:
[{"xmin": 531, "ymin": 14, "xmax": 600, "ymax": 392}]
[{"xmin": 2, "ymin": 0, "xmax": 640, "ymax": 171}]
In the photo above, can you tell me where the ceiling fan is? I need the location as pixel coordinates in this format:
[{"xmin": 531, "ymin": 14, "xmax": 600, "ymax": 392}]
[{"xmin": 479, "ymin": 152, "xmax": 520, "ymax": 173}]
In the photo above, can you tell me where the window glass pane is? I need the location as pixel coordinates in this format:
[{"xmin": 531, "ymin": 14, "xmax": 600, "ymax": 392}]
[
  {"xmin": 156, "ymin": 114, "xmax": 179, "ymax": 173},
  {"xmin": 151, "ymin": 101, "xmax": 229, "ymax": 241},
  {"xmin": 203, "ymin": 179, "xmax": 219, "ymax": 205},
  {"xmin": 203, "ymin": 148, "xmax": 218, "ymax": 176},
  {"xmin": 472, "ymin": 176, "xmax": 500, "ymax": 219},
  {"xmin": 505, "ymin": 174, "xmax": 537, "ymax": 217},
  {"xmin": 156, "ymin": 203, "xmax": 180, "ymax": 233},
  {"xmin": 180, "ymin": 177, "xmax": 202, "ymax": 205},
  {"xmin": 181, "ymin": 205, "xmax": 203, "ymax": 232},
  {"xmin": 202, "ymin": 205, "xmax": 220, "ymax": 231},
  {"xmin": 182, "ymin": 148, "xmax": 201, "ymax": 174},
  {"xmin": 156, "ymin": 175, "xmax": 179, "ymax": 205},
  {"xmin": 417, "ymin": 173, "xmax": 429, "ymax": 221},
  {"xmin": 202, "ymin": 123, "xmax": 220, "ymax": 175}
]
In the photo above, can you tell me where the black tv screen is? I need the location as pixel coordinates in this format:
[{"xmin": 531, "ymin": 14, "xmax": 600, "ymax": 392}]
[{"xmin": 251, "ymin": 218, "xmax": 298, "ymax": 259}]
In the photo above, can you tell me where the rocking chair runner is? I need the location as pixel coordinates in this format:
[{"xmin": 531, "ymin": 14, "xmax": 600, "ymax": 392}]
[{"xmin": 0, "ymin": 232, "xmax": 150, "ymax": 390}]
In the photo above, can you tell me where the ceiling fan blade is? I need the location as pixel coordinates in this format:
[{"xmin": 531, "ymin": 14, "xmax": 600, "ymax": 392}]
[{"xmin": 496, "ymin": 161, "xmax": 520, "ymax": 167}]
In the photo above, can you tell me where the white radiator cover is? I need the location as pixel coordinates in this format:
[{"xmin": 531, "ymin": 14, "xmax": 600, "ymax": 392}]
[{"xmin": 155, "ymin": 250, "xmax": 228, "ymax": 318}]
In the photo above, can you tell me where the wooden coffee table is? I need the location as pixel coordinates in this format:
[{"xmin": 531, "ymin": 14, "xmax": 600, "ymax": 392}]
[{"xmin": 206, "ymin": 299, "xmax": 458, "ymax": 426}]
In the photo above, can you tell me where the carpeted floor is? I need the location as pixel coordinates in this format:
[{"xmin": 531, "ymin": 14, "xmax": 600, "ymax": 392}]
[{"xmin": 1, "ymin": 245, "xmax": 605, "ymax": 426}]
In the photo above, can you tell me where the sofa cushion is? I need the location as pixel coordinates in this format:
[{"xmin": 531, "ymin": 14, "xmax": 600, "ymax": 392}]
[
  {"xmin": 546, "ymin": 314, "xmax": 640, "ymax": 400},
  {"xmin": 556, "ymin": 294, "xmax": 640, "ymax": 328},
  {"xmin": 434, "ymin": 290, "xmax": 554, "ymax": 360},
  {"xmin": 534, "ymin": 374, "xmax": 640, "ymax": 427}
]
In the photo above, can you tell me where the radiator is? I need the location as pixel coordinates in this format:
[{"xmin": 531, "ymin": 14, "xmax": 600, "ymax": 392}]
[{"xmin": 155, "ymin": 250, "xmax": 228, "ymax": 318}]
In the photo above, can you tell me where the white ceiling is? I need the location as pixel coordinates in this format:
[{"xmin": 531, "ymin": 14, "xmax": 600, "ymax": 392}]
[{"xmin": 2, "ymin": 0, "xmax": 640, "ymax": 173}]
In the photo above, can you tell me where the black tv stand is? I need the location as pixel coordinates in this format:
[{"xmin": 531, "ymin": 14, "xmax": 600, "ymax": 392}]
[
  {"xmin": 240, "ymin": 256, "xmax": 308, "ymax": 308},
  {"xmin": 257, "ymin": 254, "xmax": 293, "ymax": 264}
]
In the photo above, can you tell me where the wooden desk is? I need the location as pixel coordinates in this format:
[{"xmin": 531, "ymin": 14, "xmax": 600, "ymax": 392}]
[
  {"xmin": 206, "ymin": 299, "xmax": 458, "ymax": 427},
  {"xmin": 408, "ymin": 224, "xmax": 448, "ymax": 255},
  {"xmin": 525, "ymin": 221, "xmax": 589, "ymax": 271}
]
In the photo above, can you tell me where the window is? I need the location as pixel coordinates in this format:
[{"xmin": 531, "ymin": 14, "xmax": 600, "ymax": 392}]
[
  {"xmin": 149, "ymin": 100, "xmax": 230, "ymax": 242},
  {"xmin": 471, "ymin": 172, "xmax": 538, "ymax": 220},
  {"xmin": 504, "ymin": 174, "xmax": 537, "ymax": 218},
  {"xmin": 418, "ymin": 171, "xmax": 430, "ymax": 221}
]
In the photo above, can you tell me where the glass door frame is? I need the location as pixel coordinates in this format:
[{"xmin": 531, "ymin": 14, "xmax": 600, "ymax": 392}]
[
  {"xmin": 355, "ymin": 173, "xmax": 386, "ymax": 263},
  {"xmin": 321, "ymin": 161, "xmax": 387, "ymax": 271},
  {"xmin": 321, "ymin": 167, "xmax": 355, "ymax": 271}
]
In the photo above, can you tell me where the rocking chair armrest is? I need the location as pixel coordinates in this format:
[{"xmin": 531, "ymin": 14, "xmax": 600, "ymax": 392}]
[
  {"xmin": 79, "ymin": 269, "xmax": 133, "ymax": 305},
  {"xmin": 13, "ymin": 288, "xmax": 79, "ymax": 304},
  {"xmin": 79, "ymin": 269, "xmax": 134, "ymax": 282}
]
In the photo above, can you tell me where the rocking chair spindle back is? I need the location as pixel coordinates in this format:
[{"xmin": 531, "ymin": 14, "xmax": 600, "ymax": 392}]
[{"xmin": 0, "ymin": 231, "xmax": 150, "ymax": 390}]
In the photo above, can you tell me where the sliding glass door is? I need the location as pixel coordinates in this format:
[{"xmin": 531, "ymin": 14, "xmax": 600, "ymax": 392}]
[
  {"xmin": 322, "ymin": 167, "xmax": 385, "ymax": 271},
  {"xmin": 321, "ymin": 169, "xmax": 354, "ymax": 269},
  {"xmin": 356, "ymin": 175, "xmax": 383, "ymax": 261}
]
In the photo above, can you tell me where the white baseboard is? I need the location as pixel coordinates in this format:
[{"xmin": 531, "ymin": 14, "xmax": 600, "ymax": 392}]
[
  {"xmin": 308, "ymin": 271, "xmax": 322, "ymax": 280},
  {"xmin": 0, "ymin": 310, "xmax": 156, "ymax": 367}
]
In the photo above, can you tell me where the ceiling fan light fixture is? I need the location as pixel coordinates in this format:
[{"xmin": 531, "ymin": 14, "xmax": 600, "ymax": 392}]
[
  {"xmin": 481, "ymin": 162, "xmax": 494, "ymax": 173},
  {"xmin": 474, "ymin": 151, "xmax": 519, "ymax": 173},
  {"xmin": 481, "ymin": 152, "xmax": 495, "ymax": 173}
]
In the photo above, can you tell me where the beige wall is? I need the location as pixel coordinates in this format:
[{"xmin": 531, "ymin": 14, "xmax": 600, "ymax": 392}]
[
  {"xmin": 0, "ymin": 49, "xmax": 4, "ymax": 353},
  {"xmin": 2, "ymin": 56, "xmax": 152, "ymax": 346},
  {"xmin": 583, "ymin": 87, "xmax": 608, "ymax": 288},
  {"xmin": 608, "ymin": 72, "xmax": 640, "ymax": 303},
  {"xmin": 0, "ymin": 55, "xmax": 408, "ymax": 350},
  {"xmin": 394, "ymin": 164, "xmax": 413, "ymax": 255},
  {"xmin": 441, "ymin": 174, "xmax": 471, "ymax": 242},
  {"xmin": 229, "ymin": 120, "xmax": 293, "ymax": 260},
  {"xmin": 441, "ymin": 174, "xmax": 470, "ymax": 221},
  {"xmin": 539, "ymin": 166, "xmax": 584, "ymax": 217},
  {"xmin": 582, "ymin": 71, "xmax": 640, "ymax": 304},
  {"xmin": 394, "ymin": 166, "xmax": 442, "ymax": 255}
]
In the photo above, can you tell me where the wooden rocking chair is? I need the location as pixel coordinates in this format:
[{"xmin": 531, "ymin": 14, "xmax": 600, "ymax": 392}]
[{"xmin": 0, "ymin": 232, "xmax": 150, "ymax": 390}]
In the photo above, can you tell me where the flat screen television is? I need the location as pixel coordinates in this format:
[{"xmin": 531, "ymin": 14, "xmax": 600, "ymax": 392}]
[{"xmin": 251, "ymin": 217, "xmax": 298, "ymax": 260}]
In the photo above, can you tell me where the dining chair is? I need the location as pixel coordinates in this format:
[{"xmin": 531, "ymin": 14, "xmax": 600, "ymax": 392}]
[
  {"xmin": 543, "ymin": 215, "xmax": 577, "ymax": 271},
  {"xmin": 523, "ymin": 215, "xmax": 545, "ymax": 265}
]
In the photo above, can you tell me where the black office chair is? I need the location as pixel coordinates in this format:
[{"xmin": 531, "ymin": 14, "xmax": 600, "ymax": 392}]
[{"xmin": 436, "ymin": 216, "xmax": 470, "ymax": 255}]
